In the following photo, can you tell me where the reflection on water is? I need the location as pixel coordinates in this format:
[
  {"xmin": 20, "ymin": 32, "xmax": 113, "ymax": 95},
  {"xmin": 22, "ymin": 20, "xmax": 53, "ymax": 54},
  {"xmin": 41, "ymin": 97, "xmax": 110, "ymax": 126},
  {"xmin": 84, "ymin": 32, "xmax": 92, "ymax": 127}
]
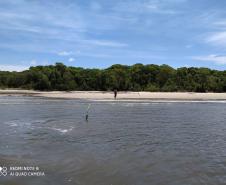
[{"xmin": 1, "ymin": 96, "xmax": 226, "ymax": 185}]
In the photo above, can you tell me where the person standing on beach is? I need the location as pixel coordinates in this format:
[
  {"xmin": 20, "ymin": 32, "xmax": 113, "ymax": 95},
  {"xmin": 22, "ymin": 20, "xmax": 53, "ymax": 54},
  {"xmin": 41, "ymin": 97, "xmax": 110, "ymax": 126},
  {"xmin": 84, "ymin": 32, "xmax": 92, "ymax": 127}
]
[{"xmin": 114, "ymin": 89, "xmax": 117, "ymax": 99}]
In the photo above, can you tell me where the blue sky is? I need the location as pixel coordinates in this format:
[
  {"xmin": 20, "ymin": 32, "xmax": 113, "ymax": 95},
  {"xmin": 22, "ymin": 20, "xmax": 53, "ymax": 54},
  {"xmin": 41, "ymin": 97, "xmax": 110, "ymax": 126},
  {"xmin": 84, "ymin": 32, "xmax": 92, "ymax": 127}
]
[{"xmin": 1, "ymin": 0, "xmax": 226, "ymax": 71}]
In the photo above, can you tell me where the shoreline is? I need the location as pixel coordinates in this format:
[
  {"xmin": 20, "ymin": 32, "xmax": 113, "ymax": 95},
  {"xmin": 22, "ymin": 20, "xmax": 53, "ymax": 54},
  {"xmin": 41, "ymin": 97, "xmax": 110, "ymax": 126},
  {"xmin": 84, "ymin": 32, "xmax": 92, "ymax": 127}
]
[{"xmin": 1, "ymin": 89, "xmax": 226, "ymax": 101}]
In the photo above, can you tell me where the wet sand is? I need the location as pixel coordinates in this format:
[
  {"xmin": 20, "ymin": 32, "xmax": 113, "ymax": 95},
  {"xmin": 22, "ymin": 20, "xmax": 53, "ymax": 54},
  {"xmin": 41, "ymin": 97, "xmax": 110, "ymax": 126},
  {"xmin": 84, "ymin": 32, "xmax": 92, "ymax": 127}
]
[{"xmin": 1, "ymin": 90, "xmax": 226, "ymax": 100}]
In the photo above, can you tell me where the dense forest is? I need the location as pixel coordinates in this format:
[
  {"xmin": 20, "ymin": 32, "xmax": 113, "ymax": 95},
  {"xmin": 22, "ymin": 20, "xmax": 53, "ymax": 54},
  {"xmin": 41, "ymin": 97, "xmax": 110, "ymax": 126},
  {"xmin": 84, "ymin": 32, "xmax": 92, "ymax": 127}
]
[{"xmin": 1, "ymin": 63, "xmax": 226, "ymax": 92}]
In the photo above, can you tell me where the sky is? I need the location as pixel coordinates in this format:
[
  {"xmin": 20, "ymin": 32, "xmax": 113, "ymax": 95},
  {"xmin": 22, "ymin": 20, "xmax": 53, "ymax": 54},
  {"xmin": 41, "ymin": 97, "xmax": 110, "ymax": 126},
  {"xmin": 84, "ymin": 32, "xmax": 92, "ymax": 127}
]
[{"xmin": 1, "ymin": 0, "xmax": 226, "ymax": 71}]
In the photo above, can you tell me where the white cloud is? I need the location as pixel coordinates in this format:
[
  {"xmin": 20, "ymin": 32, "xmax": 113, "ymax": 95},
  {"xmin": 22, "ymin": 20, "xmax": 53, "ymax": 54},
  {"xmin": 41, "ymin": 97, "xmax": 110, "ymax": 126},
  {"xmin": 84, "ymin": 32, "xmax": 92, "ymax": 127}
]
[
  {"xmin": 214, "ymin": 20, "xmax": 226, "ymax": 27},
  {"xmin": 0, "ymin": 0, "xmax": 189, "ymax": 66},
  {"xmin": 113, "ymin": 0, "xmax": 181, "ymax": 15},
  {"xmin": 205, "ymin": 32, "xmax": 226, "ymax": 46},
  {"xmin": 30, "ymin": 60, "xmax": 37, "ymax": 66},
  {"xmin": 85, "ymin": 40, "xmax": 128, "ymax": 47},
  {"xmin": 193, "ymin": 54, "xmax": 226, "ymax": 65},
  {"xmin": 0, "ymin": 1, "xmax": 85, "ymax": 37},
  {"xmin": 0, "ymin": 64, "xmax": 29, "ymax": 72},
  {"xmin": 68, "ymin": 57, "xmax": 75, "ymax": 62},
  {"xmin": 58, "ymin": 51, "xmax": 72, "ymax": 56},
  {"xmin": 20, "ymin": 59, "xmax": 50, "ymax": 67}
]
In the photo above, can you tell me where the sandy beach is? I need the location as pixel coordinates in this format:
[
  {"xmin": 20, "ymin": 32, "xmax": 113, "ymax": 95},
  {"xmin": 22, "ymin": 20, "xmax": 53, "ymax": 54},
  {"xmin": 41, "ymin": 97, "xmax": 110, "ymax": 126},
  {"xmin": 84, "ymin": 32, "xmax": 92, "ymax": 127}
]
[{"xmin": 1, "ymin": 89, "xmax": 226, "ymax": 101}]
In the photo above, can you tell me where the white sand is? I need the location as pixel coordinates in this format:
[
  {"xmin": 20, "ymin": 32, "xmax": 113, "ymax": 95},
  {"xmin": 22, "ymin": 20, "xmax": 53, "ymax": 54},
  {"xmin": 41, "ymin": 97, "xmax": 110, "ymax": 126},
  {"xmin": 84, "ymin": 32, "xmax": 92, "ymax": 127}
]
[{"xmin": 1, "ymin": 90, "xmax": 226, "ymax": 100}]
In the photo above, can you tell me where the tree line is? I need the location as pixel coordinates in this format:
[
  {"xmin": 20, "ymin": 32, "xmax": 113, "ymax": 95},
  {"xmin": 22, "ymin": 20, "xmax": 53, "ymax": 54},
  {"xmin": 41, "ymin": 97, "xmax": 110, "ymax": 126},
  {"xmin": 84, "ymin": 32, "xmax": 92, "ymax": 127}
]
[{"xmin": 1, "ymin": 62, "xmax": 226, "ymax": 92}]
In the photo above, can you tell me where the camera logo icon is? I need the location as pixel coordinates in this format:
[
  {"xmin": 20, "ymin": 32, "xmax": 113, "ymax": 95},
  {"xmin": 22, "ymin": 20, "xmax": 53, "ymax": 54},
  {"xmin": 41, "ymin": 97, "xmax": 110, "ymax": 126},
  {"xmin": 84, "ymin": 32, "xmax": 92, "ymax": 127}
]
[{"xmin": 0, "ymin": 167, "xmax": 7, "ymax": 176}]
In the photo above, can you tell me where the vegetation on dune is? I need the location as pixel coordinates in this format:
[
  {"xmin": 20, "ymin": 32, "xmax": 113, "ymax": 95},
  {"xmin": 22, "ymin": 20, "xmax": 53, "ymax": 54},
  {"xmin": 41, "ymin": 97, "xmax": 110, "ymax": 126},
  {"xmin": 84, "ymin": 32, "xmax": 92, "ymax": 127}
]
[{"xmin": 1, "ymin": 63, "xmax": 226, "ymax": 92}]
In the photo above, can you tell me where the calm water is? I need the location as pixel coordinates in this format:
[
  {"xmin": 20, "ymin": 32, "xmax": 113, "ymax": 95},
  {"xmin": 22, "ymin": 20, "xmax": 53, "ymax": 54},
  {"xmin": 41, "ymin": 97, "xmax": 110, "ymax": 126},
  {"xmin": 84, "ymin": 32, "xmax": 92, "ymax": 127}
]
[{"xmin": 1, "ymin": 96, "xmax": 226, "ymax": 185}]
